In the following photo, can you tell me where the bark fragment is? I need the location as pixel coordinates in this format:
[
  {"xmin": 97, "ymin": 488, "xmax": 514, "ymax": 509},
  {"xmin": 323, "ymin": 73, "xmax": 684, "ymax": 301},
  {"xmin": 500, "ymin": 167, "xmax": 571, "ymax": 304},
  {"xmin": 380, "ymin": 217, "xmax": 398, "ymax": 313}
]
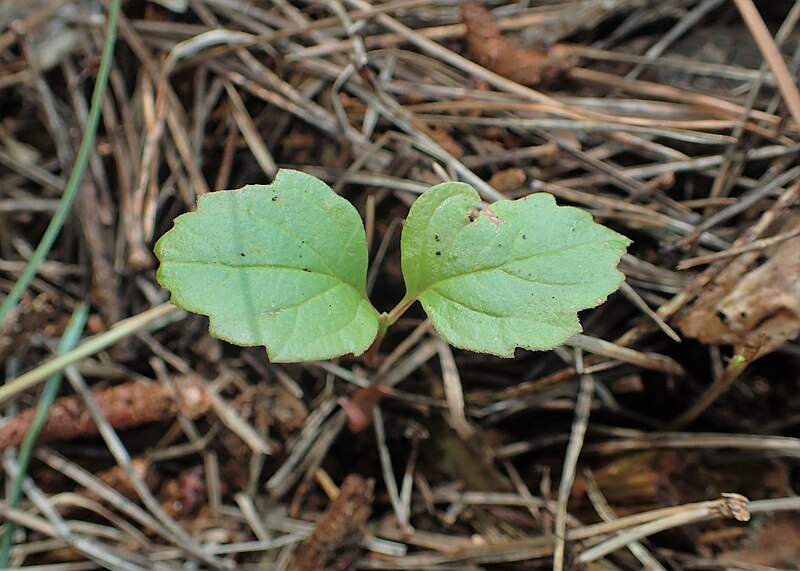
[{"xmin": 287, "ymin": 474, "xmax": 374, "ymax": 571}]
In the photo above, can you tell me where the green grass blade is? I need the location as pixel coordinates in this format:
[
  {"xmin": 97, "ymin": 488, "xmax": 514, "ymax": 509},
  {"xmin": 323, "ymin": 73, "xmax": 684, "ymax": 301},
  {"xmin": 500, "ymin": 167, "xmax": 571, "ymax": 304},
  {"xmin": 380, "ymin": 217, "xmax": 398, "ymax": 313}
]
[
  {"xmin": 0, "ymin": 0, "xmax": 121, "ymax": 323},
  {"xmin": 0, "ymin": 303, "xmax": 90, "ymax": 566}
]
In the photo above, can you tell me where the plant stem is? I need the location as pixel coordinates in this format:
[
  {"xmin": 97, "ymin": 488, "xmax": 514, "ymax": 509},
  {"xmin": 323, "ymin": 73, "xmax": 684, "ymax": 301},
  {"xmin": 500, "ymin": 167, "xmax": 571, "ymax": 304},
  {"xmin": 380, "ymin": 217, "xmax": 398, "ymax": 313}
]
[
  {"xmin": 365, "ymin": 296, "xmax": 417, "ymax": 365},
  {"xmin": 377, "ymin": 294, "xmax": 417, "ymax": 336},
  {"xmin": 0, "ymin": 304, "xmax": 89, "ymax": 566}
]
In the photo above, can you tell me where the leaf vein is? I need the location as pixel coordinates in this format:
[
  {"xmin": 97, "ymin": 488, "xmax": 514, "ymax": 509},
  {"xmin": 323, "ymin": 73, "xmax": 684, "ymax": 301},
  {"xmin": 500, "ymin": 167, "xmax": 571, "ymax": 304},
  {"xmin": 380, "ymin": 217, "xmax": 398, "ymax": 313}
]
[
  {"xmin": 244, "ymin": 207, "xmax": 339, "ymax": 276},
  {"xmin": 498, "ymin": 268, "xmax": 586, "ymax": 287},
  {"xmin": 168, "ymin": 261, "xmax": 335, "ymax": 279},
  {"xmin": 430, "ymin": 287, "xmax": 510, "ymax": 319},
  {"xmin": 432, "ymin": 240, "xmax": 608, "ymax": 286}
]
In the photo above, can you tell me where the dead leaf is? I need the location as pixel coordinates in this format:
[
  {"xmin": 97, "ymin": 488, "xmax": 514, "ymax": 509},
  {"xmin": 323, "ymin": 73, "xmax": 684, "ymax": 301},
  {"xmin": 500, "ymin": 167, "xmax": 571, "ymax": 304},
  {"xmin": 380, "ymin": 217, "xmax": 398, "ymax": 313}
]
[
  {"xmin": 676, "ymin": 226, "xmax": 800, "ymax": 361},
  {"xmin": 718, "ymin": 514, "xmax": 800, "ymax": 567},
  {"xmin": 461, "ymin": 3, "xmax": 576, "ymax": 86}
]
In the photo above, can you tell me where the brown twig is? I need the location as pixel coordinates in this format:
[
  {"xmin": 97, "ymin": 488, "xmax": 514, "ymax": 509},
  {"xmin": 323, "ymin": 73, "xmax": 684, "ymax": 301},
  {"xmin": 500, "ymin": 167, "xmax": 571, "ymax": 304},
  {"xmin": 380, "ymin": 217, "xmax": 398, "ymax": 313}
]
[{"xmin": 0, "ymin": 378, "xmax": 210, "ymax": 451}]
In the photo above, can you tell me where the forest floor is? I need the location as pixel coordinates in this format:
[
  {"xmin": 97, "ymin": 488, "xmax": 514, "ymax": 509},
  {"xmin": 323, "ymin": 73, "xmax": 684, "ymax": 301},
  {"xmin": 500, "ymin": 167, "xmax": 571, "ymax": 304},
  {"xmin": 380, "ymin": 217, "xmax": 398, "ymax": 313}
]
[{"xmin": 2, "ymin": 0, "xmax": 800, "ymax": 569}]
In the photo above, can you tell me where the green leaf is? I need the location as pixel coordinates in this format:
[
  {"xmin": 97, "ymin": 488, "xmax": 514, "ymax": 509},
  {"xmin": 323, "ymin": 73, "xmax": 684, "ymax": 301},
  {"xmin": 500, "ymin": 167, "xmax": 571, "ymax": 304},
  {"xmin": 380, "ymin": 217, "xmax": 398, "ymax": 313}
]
[
  {"xmin": 400, "ymin": 182, "xmax": 630, "ymax": 357},
  {"xmin": 155, "ymin": 169, "xmax": 379, "ymax": 362}
]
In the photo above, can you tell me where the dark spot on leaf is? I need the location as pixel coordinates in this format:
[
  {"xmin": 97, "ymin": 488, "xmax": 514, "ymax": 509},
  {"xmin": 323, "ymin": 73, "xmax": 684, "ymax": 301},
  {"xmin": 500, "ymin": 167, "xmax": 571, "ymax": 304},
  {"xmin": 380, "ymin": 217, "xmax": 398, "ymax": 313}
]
[
  {"xmin": 271, "ymin": 196, "xmax": 277, "ymax": 201},
  {"xmin": 302, "ymin": 268, "xmax": 310, "ymax": 272},
  {"xmin": 434, "ymin": 235, "xmax": 440, "ymax": 241},
  {"xmin": 240, "ymin": 252, "xmax": 246, "ymax": 257},
  {"xmin": 522, "ymin": 234, "xmax": 527, "ymax": 239},
  {"xmin": 435, "ymin": 251, "xmax": 441, "ymax": 256}
]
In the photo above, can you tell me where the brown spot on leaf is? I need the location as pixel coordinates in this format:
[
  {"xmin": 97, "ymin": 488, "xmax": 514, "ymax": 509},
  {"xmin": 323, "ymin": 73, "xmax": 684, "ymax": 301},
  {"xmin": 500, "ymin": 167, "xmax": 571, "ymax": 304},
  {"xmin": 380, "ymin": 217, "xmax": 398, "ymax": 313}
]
[{"xmin": 484, "ymin": 208, "xmax": 502, "ymax": 225}]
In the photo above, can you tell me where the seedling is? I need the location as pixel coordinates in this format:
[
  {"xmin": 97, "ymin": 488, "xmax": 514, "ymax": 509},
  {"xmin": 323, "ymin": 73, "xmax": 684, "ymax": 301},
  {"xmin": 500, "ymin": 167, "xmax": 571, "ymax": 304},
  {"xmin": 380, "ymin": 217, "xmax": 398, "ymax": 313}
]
[{"xmin": 155, "ymin": 169, "xmax": 630, "ymax": 362}]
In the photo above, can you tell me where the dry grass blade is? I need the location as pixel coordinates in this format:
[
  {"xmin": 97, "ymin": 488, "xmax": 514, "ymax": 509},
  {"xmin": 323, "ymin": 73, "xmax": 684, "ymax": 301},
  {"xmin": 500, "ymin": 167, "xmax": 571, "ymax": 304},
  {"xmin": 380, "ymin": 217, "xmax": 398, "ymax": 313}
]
[
  {"xmin": 434, "ymin": 337, "xmax": 472, "ymax": 439},
  {"xmin": 733, "ymin": 0, "xmax": 800, "ymax": 129},
  {"xmin": 566, "ymin": 334, "xmax": 684, "ymax": 375},
  {"xmin": 583, "ymin": 471, "xmax": 667, "ymax": 570},
  {"xmin": 576, "ymin": 494, "xmax": 750, "ymax": 564},
  {"xmin": 553, "ymin": 372, "xmax": 593, "ymax": 571}
]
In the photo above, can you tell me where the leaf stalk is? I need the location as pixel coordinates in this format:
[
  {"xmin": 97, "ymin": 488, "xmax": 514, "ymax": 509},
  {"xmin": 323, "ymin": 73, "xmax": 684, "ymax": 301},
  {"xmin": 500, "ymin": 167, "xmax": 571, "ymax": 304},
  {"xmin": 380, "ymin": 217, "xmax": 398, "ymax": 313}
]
[{"xmin": 378, "ymin": 294, "xmax": 416, "ymax": 336}]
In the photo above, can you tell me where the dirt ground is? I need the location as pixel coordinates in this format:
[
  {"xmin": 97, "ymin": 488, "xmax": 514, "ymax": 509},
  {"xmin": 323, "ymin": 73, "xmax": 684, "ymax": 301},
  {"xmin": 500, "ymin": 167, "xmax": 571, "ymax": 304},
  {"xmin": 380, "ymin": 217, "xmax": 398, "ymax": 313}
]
[{"xmin": 2, "ymin": 0, "xmax": 800, "ymax": 569}]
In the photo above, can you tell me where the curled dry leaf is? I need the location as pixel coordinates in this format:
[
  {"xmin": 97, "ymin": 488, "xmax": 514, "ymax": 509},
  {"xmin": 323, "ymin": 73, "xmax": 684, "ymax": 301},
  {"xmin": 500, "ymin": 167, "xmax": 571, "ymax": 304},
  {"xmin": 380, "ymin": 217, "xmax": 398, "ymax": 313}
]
[
  {"xmin": 0, "ymin": 377, "xmax": 211, "ymax": 451},
  {"xmin": 461, "ymin": 3, "xmax": 576, "ymax": 86},
  {"xmin": 676, "ymin": 232, "xmax": 800, "ymax": 361}
]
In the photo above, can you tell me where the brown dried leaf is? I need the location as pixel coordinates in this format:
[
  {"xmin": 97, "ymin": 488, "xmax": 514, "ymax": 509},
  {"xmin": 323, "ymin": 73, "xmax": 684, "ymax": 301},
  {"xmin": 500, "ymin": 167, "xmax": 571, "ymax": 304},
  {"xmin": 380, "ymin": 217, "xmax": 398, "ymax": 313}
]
[
  {"xmin": 676, "ymin": 232, "xmax": 800, "ymax": 360},
  {"xmin": 719, "ymin": 515, "xmax": 800, "ymax": 566},
  {"xmin": 461, "ymin": 3, "xmax": 576, "ymax": 86},
  {"xmin": 0, "ymin": 377, "xmax": 211, "ymax": 451},
  {"xmin": 573, "ymin": 451, "xmax": 680, "ymax": 506}
]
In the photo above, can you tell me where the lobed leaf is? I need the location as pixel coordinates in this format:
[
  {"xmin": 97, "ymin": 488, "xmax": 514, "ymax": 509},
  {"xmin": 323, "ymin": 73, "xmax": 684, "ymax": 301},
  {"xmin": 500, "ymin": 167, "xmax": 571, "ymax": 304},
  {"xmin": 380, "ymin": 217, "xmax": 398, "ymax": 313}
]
[
  {"xmin": 401, "ymin": 182, "xmax": 630, "ymax": 357},
  {"xmin": 155, "ymin": 169, "xmax": 379, "ymax": 362}
]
